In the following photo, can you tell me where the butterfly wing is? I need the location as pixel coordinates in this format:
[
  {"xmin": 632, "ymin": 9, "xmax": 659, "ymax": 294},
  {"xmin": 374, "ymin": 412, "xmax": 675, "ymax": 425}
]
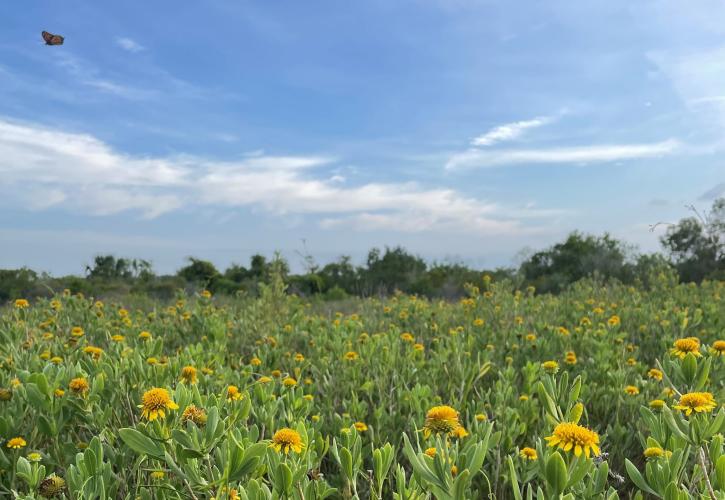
[{"xmin": 41, "ymin": 31, "xmax": 64, "ymax": 45}]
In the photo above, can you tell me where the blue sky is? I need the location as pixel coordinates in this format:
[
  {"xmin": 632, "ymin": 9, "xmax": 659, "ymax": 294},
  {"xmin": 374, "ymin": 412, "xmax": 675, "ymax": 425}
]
[{"xmin": 1, "ymin": 1, "xmax": 723, "ymax": 275}]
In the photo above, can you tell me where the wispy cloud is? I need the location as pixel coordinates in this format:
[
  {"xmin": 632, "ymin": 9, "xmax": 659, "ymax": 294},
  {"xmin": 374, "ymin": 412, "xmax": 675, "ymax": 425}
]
[
  {"xmin": 446, "ymin": 140, "xmax": 680, "ymax": 170},
  {"xmin": 116, "ymin": 37, "xmax": 145, "ymax": 53},
  {"xmin": 0, "ymin": 118, "xmax": 551, "ymax": 233},
  {"xmin": 471, "ymin": 116, "xmax": 553, "ymax": 147},
  {"xmin": 699, "ymin": 182, "xmax": 725, "ymax": 200}
]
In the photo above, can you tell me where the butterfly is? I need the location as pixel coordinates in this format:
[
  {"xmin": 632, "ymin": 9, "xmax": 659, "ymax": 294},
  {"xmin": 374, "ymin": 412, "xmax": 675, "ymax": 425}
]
[{"xmin": 42, "ymin": 31, "xmax": 64, "ymax": 46}]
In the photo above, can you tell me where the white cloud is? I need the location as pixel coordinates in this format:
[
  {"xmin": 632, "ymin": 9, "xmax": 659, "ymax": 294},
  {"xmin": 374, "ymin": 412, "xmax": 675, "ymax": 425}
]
[
  {"xmin": 0, "ymin": 118, "xmax": 548, "ymax": 234},
  {"xmin": 446, "ymin": 139, "xmax": 680, "ymax": 170},
  {"xmin": 116, "ymin": 37, "xmax": 145, "ymax": 53},
  {"xmin": 471, "ymin": 116, "xmax": 552, "ymax": 147}
]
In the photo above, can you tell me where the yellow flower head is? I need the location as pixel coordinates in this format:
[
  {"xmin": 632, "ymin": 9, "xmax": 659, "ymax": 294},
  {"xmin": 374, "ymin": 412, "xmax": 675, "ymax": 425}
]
[
  {"xmin": 270, "ymin": 428, "xmax": 304, "ymax": 454},
  {"xmin": 27, "ymin": 452, "xmax": 42, "ymax": 462},
  {"xmin": 181, "ymin": 404, "xmax": 208, "ymax": 427},
  {"xmin": 139, "ymin": 388, "xmax": 179, "ymax": 421},
  {"xmin": 564, "ymin": 351, "xmax": 577, "ymax": 365},
  {"xmin": 413, "ymin": 343, "xmax": 425, "ymax": 352},
  {"xmin": 258, "ymin": 376, "xmax": 272, "ymax": 384},
  {"xmin": 545, "ymin": 422, "xmax": 600, "ymax": 458},
  {"xmin": 111, "ymin": 335, "xmax": 125, "ymax": 342},
  {"xmin": 649, "ymin": 399, "xmax": 665, "ymax": 410},
  {"xmin": 6, "ymin": 437, "xmax": 26, "ymax": 449},
  {"xmin": 647, "ymin": 368, "xmax": 663, "ymax": 381},
  {"xmin": 673, "ymin": 392, "xmax": 717, "ymax": 416},
  {"xmin": 69, "ymin": 377, "xmax": 90, "ymax": 396},
  {"xmin": 710, "ymin": 340, "xmax": 725, "ymax": 356},
  {"xmin": 14, "ymin": 299, "xmax": 30, "ymax": 309},
  {"xmin": 283, "ymin": 377, "xmax": 297, "ymax": 387},
  {"xmin": 250, "ymin": 357, "xmax": 262, "ymax": 366},
  {"xmin": 475, "ymin": 413, "xmax": 487, "ymax": 422},
  {"xmin": 294, "ymin": 353, "xmax": 305, "ymax": 362},
  {"xmin": 200, "ymin": 290, "xmax": 212, "ymax": 299},
  {"xmin": 423, "ymin": 405, "xmax": 462, "ymax": 438},
  {"xmin": 138, "ymin": 331, "xmax": 152, "ymax": 340},
  {"xmin": 624, "ymin": 385, "xmax": 640, "ymax": 396},
  {"xmin": 520, "ymin": 447, "xmax": 538, "ymax": 460},
  {"xmin": 38, "ymin": 475, "xmax": 66, "ymax": 498},
  {"xmin": 643, "ymin": 447, "xmax": 670, "ymax": 459},
  {"xmin": 150, "ymin": 471, "xmax": 165, "ymax": 480},
  {"xmin": 670, "ymin": 338, "xmax": 701, "ymax": 359},
  {"xmin": 344, "ymin": 351, "xmax": 359, "ymax": 361},
  {"xmin": 71, "ymin": 327, "xmax": 84, "ymax": 337},
  {"xmin": 83, "ymin": 346, "xmax": 103, "ymax": 360},
  {"xmin": 424, "ymin": 447, "xmax": 437, "ymax": 458},
  {"xmin": 400, "ymin": 333, "xmax": 414, "ymax": 342},
  {"xmin": 180, "ymin": 366, "xmax": 198, "ymax": 384},
  {"xmin": 354, "ymin": 422, "xmax": 368, "ymax": 432},
  {"xmin": 226, "ymin": 385, "xmax": 243, "ymax": 401},
  {"xmin": 542, "ymin": 361, "xmax": 559, "ymax": 373}
]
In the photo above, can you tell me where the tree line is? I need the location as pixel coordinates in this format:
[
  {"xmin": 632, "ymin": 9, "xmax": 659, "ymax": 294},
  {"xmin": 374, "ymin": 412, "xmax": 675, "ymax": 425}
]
[{"xmin": 1, "ymin": 198, "xmax": 723, "ymax": 302}]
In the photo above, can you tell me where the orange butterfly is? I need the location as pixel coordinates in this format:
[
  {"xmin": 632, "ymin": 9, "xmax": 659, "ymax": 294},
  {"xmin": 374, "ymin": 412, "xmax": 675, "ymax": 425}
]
[{"xmin": 42, "ymin": 31, "xmax": 64, "ymax": 46}]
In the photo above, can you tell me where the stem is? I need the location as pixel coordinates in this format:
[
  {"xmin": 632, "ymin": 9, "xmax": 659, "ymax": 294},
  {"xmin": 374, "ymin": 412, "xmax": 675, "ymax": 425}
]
[{"xmin": 698, "ymin": 447, "xmax": 716, "ymax": 500}]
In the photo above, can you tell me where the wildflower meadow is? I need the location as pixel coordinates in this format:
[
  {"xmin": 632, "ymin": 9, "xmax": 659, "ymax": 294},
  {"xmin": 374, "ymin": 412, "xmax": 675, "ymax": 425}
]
[{"xmin": 1, "ymin": 270, "xmax": 723, "ymax": 499}]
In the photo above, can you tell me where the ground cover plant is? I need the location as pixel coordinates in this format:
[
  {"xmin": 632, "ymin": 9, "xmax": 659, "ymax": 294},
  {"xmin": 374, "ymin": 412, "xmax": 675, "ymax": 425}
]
[{"xmin": 0, "ymin": 270, "xmax": 723, "ymax": 499}]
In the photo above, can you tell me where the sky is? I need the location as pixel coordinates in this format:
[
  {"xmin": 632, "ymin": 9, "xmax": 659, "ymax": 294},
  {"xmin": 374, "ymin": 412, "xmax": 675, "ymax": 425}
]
[{"xmin": 1, "ymin": 0, "xmax": 724, "ymax": 275}]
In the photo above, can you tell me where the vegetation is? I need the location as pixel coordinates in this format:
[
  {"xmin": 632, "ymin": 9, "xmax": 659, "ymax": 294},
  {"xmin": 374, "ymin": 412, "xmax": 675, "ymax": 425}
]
[
  {"xmin": 0, "ymin": 269, "xmax": 723, "ymax": 498},
  {"xmin": 1, "ymin": 199, "xmax": 722, "ymax": 303}
]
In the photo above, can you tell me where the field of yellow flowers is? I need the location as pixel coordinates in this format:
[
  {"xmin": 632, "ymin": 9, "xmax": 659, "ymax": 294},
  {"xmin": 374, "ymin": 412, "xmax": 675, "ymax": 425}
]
[{"xmin": 1, "ymin": 271, "xmax": 723, "ymax": 499}]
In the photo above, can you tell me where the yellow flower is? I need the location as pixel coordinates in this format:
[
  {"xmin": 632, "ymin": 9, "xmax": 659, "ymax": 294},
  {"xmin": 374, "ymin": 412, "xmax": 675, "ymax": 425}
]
[
  {"xmin": 673, "ymin": 392, "xmax": 717, "ymax": 416},
  {"xmin": 450, "ymin": 465, "xmax": 458, "ymax": 476},
  {"xmin": 607, "ymin": 315, "xmax": 620, "ymax": 327},
  {"xmin": 643, "ymin": 447, "xmax": 669, "ymax": 459},
  {"xmin": 180, "ymin": 366, "xmax": 198, "ymax": 384},
  {"xmin": 83, "ymin": 346, "xmax": 103, "ymax": 360},
  {"xmin": 649, "ymin": 399, "xmax": 665, "ymax": 410},
  {"xmin": 626, "ymin": 357, "xmax": 637, "ymax": 366},
  {"xmin": 14, "ymin": 299, "xmax": 30, "ymax": 309},
  {"xmin": 71, "ymin": 327, "xmax": 84, "ymax": 337},
  {"xmin": 354, "ymin": 422, "xmax": 368, "ymax": 432},
  {"xmin": 520, "ymin": 447, "xmax": 538, "ymax": 460},
  {"xmin": 150, "ymin": 470, "xmax": 165, "ymax": 480},
  {"xmin": 271, "ymin": 370, "xmax": 282, "ymax": 378},
  {"xmin": 111, "ymin": 335, "xmax": 125, "ymax": 342},
  {"xmin": 294, "ymin": 353, "xmax": 305, "ymax": 362},
  {"xmin": 670, "ymin": 338, "xmax": 701, "ymax": 358},
  {"xmin": 542, "ymin": 361, "xmax": 559, "ymax": 373},
  {"xmin": 138, "ymin": 331, "xmax": 152, "ymax": 340},
  {"xmin": 69, "ymin": 377, "xmax": 89, "ymax": 396},
  {"xmin": 710, "ymin": 340, "xmax": 725, "ymax": 356},
  {"xmin": 647, "ymin": 368, "xmax": 663, "ymax": 381},
  {"xmin": 226, "ymin": 385, "xmax": 243, "ymax": 401},
  {"xmin": 624, "ymin": 385, "xmax": 639, "ymax": 396},
  {"xmin": 452, "ymin": 426, "xmax": 469, "ymax": 438},
  {"xmin": 344, "ymin": 351, "xmax": 359, "ymax": 361},
  {"xmin": 423, "ymin": 405, "xmax": 462, "ymax": 438},
  {"xmin": 139, "ymin": 388, "xmax": 179, "ymax": 421},
  {"xmin": 473, "ymin": 318, "xmax": 484, "ymax": 327},
  {"xmin": 27, "ymin": 452, "xmax": 42, "ymax": 462},
  {"xmin": 200, "ymin": 290, "xmax": 212, "ymax": 299},
  {"xmin": 283, "ymin": 377, "xmax": 297, "ymax": 387},
  {"xmin": 475, "ymin": 413, "xmax": 487, "ymax": 422},
  {"xmin": 54, "ymin": 389, "xmax": 65, "ymax": 397},
  {"xmin": 258, "ymin": 376, "xmax": 272, "ymax": 384},
  {"xmin": 270, "ymin": 428, "xmax": 304, "ymax": 454},
  {"xmin": 545, "ymin": 422, "xmax": 601, "ymax": 458},
  {"xmin": 250, "ymin": 357, "xmax": 262, "ymax": 366},
  {"xmin": 181, "ymin": 405, "xmax": 208, "ymax": 427},
  {"xmin": 38, "ymin": 475, "xmax": 66, "ymax": 497},
  {"xmin": 146, "ymin": 357, "xmax": 158, "ymax": 365},
  {"xmin": 424, "ymin": 447, "xmax": 437, "ymax": 457},
  {"xmin": 6, "ymin": 437, "xmax": 26, "ymax": 449},
  {"xmin": 526, "ymin": 334, "xmax": 537, "ymax": 342},
  {"xmin": 400, "ymin": 333, "xmax": 414, "ymax": 342},
  {"xmin": 557, "ymin": 326, "xmax": 570, "ymax": 336},
  {"xmin": 564, "ymin": 351, "xmax": 577, "ymax": 365}
]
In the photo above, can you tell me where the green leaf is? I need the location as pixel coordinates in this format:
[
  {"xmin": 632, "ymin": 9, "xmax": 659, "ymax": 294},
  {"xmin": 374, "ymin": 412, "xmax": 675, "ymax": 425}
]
[
  {"xmin": 118, "ymin": 428, "xmax": 164, "ymax": 459},
  {"xmin": 625, "ymin": 459, "xmax": 658, "ymax": 497},
  {"xmin": 545, "ymin": 452, "xmax": 567, "ymax": 496}
]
